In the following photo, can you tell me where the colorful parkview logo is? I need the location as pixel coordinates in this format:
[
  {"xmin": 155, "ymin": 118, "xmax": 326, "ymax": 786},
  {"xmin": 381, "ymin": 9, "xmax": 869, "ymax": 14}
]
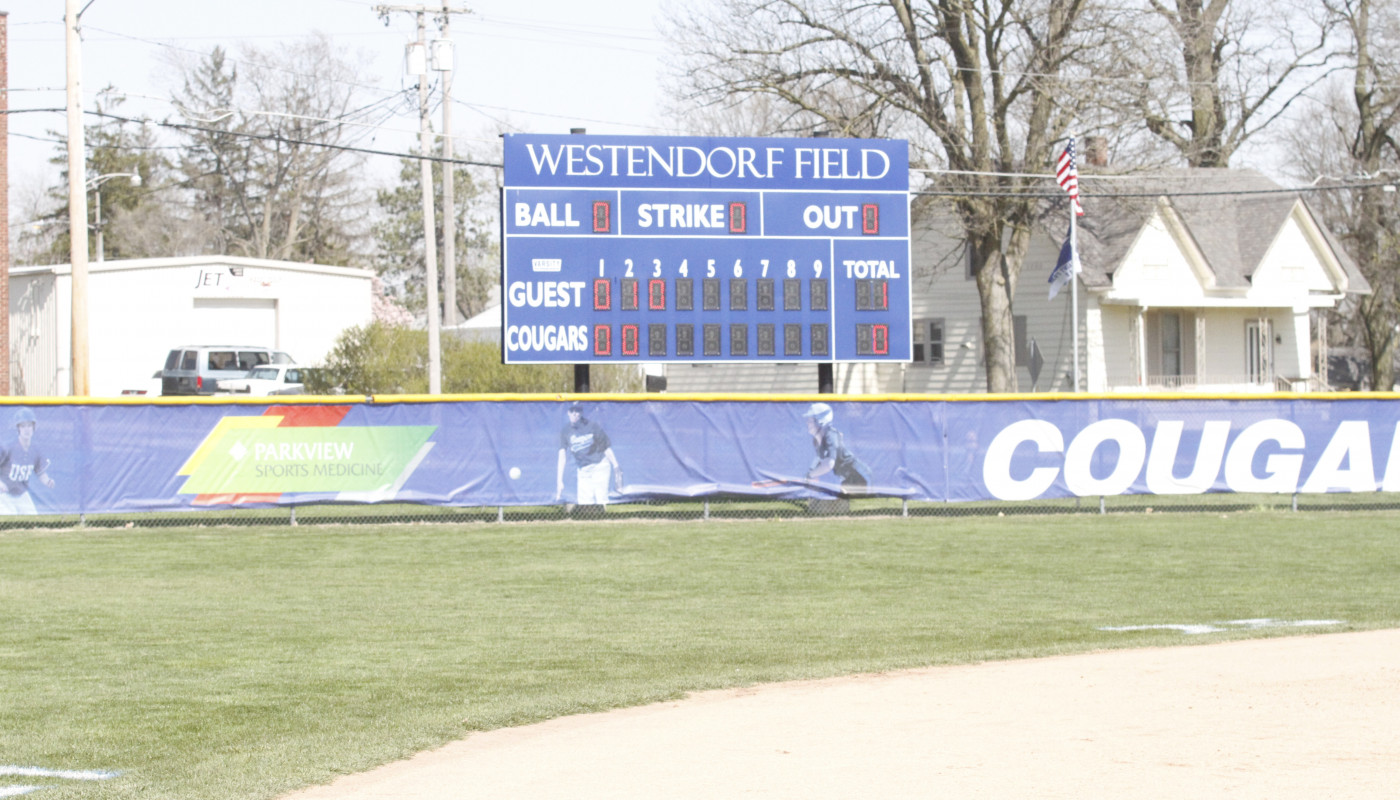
[{"xmin": 177, "ymin": 405, "xmax": 435, "ymax": 504}]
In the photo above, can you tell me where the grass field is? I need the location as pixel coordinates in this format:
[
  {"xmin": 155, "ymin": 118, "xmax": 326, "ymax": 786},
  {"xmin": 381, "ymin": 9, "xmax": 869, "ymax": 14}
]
[{"xmin": 3, "ymin": 512, "xmax": 1399, "ymax": 799}]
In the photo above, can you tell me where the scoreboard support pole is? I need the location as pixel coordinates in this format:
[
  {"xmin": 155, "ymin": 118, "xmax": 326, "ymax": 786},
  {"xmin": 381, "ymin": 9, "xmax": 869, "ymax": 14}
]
[
  {"xmin": 571, "ymin": 126, "xmax": 591, "ymax": 395},
  {"xmin": 818, "ymin": 363, "xmax": 833, "ymax": 394}
]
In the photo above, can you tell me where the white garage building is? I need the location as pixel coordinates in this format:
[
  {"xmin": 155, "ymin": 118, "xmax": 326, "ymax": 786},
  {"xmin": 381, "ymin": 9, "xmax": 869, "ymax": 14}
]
[{"xmin": 9, "ymin": 255, "xmax": 374, "ymax": 397}]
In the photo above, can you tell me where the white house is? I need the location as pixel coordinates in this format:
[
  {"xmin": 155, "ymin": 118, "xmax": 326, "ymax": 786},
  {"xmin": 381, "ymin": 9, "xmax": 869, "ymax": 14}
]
[
  {"xmin": 9, "ymin": 255, "xmax": 375, "ymax": 397},
  {"xmin": 662, "ymin": 169, "xmax": 1368, "ymax": 395}
]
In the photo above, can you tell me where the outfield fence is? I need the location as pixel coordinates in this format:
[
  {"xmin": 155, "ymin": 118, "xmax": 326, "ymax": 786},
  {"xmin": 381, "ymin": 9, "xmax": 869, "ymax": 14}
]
[
  {"xmin": 2, "ymin": 392, "xmax": 1399, "ymax": 528},
  {"xmin": 8, "ymin": 492, "xmax": 1400, "ymax": 531}
]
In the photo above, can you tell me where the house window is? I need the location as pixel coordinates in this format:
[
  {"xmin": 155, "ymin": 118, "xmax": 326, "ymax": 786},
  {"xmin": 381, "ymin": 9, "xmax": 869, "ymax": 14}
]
[{"xmin": 912, "ymin": 318, "xmax": 945, "ymax": 366}]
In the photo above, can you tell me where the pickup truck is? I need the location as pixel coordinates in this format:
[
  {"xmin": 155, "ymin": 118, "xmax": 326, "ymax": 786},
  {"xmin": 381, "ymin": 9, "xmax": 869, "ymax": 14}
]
[{"xmin": 215, "ymin": 364, "xmax": 306, "ymax": 396}]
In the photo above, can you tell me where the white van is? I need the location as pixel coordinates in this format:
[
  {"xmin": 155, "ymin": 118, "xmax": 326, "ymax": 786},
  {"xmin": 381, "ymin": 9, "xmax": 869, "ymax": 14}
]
[{"xmin": 160, "ymin": 346, "xmax": 295, "ymax": 396}]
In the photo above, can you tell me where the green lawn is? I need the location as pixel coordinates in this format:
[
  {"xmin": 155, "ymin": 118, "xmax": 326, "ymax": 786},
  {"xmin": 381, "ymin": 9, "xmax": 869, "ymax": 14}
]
[{"xmin": 2, "ymin": 513, "xmax": 1398, "ymax": 799}]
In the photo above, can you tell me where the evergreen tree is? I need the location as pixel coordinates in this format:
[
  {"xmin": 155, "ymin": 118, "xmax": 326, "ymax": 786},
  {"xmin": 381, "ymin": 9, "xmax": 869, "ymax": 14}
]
[{"xmin": 373, "ymin": 144, "xmax": 499, "ymax": 319}]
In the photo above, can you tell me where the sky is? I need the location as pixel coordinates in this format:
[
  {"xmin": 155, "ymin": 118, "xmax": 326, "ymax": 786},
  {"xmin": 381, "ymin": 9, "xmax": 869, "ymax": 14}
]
[{"xmin": 5, "ymin": 0, "xmax": 679, "ymax": 216}]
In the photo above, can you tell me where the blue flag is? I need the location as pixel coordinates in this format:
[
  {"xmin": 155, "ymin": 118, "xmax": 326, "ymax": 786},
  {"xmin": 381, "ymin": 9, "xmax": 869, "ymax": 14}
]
[{"xmin": 1048, "ymin": 223, "xmax": 1080, "ymax": 300}]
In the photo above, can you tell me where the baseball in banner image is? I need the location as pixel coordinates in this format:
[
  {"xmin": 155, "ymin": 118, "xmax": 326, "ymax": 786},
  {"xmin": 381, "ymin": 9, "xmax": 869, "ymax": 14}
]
[
  {"xmin": 0, "ymin": 408, "xmax": 57, "ymax": 515},
  {"xmin": 803, "ymin": 402, "xmax": 872, "ymax": 493},
  {"xmin": 556, "ymin": 402, "xmax": 623, "ymax": 506}
]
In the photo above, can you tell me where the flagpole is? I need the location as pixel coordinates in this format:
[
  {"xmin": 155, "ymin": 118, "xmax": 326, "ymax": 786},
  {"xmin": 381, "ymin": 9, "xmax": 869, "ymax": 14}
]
[
  {"xmin": 1052, "ymin": 133, "xmax": 1084, "ymax": 393},
  {"xmin": 1070, "ymin": 177, "xmax": 1080, "ymax": 393}
]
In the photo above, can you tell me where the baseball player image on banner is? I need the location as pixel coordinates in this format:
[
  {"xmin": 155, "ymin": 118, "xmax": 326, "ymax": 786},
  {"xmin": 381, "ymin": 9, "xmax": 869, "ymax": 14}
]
[
  {"xmin": 0, "ymin": 408, "xmax": 56, "ymax": 515},
  {"xmin": 803, "ymin": 402, "xmax": 872, "ymax": 494},
  {"xmin": 556, "ymin": 401, "xmax": 623, "ymax": 505}
]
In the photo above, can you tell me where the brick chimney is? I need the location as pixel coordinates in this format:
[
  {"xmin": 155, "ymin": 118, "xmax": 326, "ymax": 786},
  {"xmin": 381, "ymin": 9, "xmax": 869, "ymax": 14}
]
[{"xmin": 1083, "ymin": 136, "xmax": 1109, "ymax": 168}]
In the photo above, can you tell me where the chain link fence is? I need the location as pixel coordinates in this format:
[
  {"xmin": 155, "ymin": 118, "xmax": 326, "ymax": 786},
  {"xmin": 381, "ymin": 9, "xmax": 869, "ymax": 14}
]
[{"xmin": 6, "ymin": 491, "xmax": 1400, "ymax": 531}]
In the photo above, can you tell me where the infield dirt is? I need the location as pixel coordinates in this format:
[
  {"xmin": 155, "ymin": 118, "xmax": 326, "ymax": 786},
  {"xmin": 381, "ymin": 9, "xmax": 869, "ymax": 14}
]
[{"xmin": 281, "ymin": 628, "xmax": 1399, "ymax": 799}]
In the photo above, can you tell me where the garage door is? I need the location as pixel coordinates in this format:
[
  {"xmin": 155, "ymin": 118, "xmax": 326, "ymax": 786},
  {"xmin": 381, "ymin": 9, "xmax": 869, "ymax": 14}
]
[{"xmin": 191, "ymin": 298, "xmax": 278, "ymax": 346}]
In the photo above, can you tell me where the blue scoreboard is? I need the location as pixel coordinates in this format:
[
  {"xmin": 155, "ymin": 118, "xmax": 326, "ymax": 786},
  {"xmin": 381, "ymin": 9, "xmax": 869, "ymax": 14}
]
[{"xmin": 501, "ymin": 134, "xmax": 911, "ymax": 364}]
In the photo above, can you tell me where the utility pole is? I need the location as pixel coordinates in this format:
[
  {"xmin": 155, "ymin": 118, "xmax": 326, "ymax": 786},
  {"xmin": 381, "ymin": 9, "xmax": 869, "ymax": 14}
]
[
  {"xmin": 65, "ymin": 0, "xmax": 90, "ymax": 396},
  {"xmin": 438, "ymin": 3, "xmax": 458, "ymax": 328},
  {"xmin": 414, "ymin": 10, "xmax": 442, "ymax": 394},
  {"xmin": 376, "ymin": 4, "xmax": 471, "ymax": 394}
]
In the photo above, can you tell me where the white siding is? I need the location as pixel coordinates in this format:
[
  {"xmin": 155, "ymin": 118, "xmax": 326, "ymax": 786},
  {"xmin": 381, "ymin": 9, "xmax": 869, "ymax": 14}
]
[
  {"xmin": 1109, "ymin": 212, "xmax": 1210, "ymax": 304},
  {"xmin": 7, "ymin": 271, "xmax": 62, "ymax": 396},
  {"xmin": 664, "ymin": 362, "xmax": 820, "ymax": 394},
  {"xmin": 1100, "ymin": 305, "xmax": 1139, "ymax": 389}
]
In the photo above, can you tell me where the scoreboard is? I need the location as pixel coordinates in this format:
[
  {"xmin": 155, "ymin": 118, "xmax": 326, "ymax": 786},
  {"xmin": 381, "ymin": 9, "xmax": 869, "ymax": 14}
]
[{"xmin": 500, "ymin": 134, "xmax": 911, "ymax": 364}]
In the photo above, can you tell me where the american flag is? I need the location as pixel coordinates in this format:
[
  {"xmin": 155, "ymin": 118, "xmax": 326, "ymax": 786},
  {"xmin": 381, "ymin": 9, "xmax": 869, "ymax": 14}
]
[{"xmin": 1056, "ymin": 138, "xmax": 1085, "ymax": 216}]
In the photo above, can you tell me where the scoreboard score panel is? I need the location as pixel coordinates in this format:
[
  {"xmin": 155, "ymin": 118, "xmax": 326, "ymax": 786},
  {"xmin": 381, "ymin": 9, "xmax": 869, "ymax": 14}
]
[{"xmin": 501, "ymin": 133, "xmax": 912, "ymax": 364}]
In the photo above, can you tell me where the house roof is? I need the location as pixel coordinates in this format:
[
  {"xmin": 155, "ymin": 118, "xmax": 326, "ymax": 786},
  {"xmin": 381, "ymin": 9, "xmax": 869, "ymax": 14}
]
[{"xmin": 1073, "ymin": 169, "xmax": 1368, "ymax": 294}]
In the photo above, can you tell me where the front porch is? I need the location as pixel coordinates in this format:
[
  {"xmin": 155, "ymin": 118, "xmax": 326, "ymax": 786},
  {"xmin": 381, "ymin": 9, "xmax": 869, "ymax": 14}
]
[{"xmin": 1089, "ymin": 304, "xmax": 1331, "ymax": 394}]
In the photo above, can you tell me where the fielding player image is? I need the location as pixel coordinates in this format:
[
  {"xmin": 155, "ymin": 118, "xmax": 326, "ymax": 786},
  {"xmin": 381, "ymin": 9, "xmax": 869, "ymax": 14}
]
[
  {"xmin": 0, "ymin": 407, "xmax": 56, "ymax": 515},
  {"xmin": 803, "ymin": 402, "xmax": 871, "ymax": 493},
  {"xmin": 556, "ymin": 401, "xmax": 623, "ymax": 506}
]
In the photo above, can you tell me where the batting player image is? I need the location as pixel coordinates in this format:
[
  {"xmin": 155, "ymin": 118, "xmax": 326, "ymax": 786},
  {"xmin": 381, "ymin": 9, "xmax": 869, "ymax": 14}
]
[
  {"xmin": 803, "ymin": 402, "xmax": 871, "ymax": 493},
  {"xmin": 556, "ymin": 401, "xmax": 623, "ymax": 506},
  {"xmin": 0, "ymin": 408, "xmax": 56, "ymax": 515}
]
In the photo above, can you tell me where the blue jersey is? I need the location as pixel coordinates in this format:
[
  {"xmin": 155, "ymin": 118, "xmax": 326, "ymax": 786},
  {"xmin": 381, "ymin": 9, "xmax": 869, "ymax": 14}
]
[
  {"xmin": 561, "ymin": 418, "xmax": 611, "ymax": 468},
  {"xmin": 812, "ymin": 425, "xmax": 870, "ymax": 487},
  {"xmin": 0, "ymin": 437, "xmax": 47, "ymax": 496}
]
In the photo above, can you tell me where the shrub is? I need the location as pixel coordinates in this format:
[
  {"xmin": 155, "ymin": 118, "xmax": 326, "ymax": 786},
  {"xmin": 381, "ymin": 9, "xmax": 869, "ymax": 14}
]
[{"xmin": 306, "ymin": 322, "xmax": 643, "ymax": 395}]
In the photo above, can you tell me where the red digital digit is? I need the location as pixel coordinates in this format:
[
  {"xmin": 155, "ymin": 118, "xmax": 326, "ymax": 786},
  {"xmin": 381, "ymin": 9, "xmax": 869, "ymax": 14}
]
[
  {"xmin": 649, "ymin": 279, "xmax": 666, "ymax": 310},
  {"xmin": 873, "ymin": 324, "xmax": 889, "ymax": 355},
  {"xmin": 593, "ymin": 200, "xmax": 612, "ymax": 233},
  {"xmin": 728, "ymin": 202, "xmax": 747, "ymax": 234},
  {"xmin": 593, "ymin": 279, "xmax": 611, "ymax": 310},
  {"xmin": 593, "ymin": 325, "xmax": 612, "ymax": 356},
  {"xmin": 862, "ymin": 203, "xmax": 879, "ymax": 235},
  {"xmin": 621, "ymin": 324, "xmax": 640, "ymax": 356}
]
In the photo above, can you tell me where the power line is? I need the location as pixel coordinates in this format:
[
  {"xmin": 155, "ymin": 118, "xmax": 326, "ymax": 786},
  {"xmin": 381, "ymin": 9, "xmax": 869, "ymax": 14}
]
[
  {"xmin": 20, "ymin": 106, "xmax": 1397, "ymax": 193},
  {"xmin": 90, "ymin": 109, "xmax": 504, "ymax": 168},
  {"xmin": 914, "ymin": 179, "xmax": 1397, "ymax": 200}
]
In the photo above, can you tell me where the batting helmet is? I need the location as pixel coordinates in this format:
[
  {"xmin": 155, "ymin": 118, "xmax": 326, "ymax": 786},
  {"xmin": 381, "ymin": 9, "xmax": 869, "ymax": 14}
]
[
  {"xmin": 11, "ymin": 407, "xmax": 37, "ymax": 428},
  {"xmin": 803, "ymin": 402, "xmax": 833, "ymax": 426}
]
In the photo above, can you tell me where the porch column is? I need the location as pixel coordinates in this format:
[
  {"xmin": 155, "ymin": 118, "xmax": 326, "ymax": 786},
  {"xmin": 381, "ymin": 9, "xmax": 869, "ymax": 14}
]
[
  {"xmin": 1291, "ymin": 306, "xmax": 1312, "ymax": 383},
  {"xmin": 1129, "ymin": 308, "xmax": 1146, "ymax": 386},
  {"xmin": 1317, "ymin": 309, "xmax": 1329, "ymax": 387},
  {"xmin": 1195, "ymin": 314, "xmax": 1206, "ymax": 384}
]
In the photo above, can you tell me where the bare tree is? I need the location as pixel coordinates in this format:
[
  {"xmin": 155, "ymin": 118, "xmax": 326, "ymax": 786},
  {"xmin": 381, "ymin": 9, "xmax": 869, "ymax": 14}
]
[
  {"xmin": 171, "ymin": 36, "xmax": 380, "ymax": 266},
  {"xmin": 1298, "ymin": 0, "xmax": 1400, "ymax": 389},
  {"xmin": 1118, "ymin": 0, "xmax": 1335, "ymax": 167},
  {"xmin": 670, "ymin": 0, "xmax": 1099, "ymax": 391}
]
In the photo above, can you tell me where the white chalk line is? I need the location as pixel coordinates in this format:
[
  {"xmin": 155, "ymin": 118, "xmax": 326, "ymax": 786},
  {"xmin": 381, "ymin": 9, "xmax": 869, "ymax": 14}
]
[
  {"xmin": 0, "ymin": 787, "xmax": 41, "ymax": 798},
  {"xmin": 1100, "ymin": 618, "xmax": 1345, "ymax": 635},
  {"xmin": 0, "ymin": 767, "xmax": 120, "ymax": 781}
]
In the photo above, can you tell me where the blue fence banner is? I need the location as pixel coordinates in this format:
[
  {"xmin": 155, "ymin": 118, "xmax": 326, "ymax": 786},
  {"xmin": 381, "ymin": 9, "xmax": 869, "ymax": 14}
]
[{"xmin": 2, "ymin": 396, "xmax": 1398, "ymax": 515}]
